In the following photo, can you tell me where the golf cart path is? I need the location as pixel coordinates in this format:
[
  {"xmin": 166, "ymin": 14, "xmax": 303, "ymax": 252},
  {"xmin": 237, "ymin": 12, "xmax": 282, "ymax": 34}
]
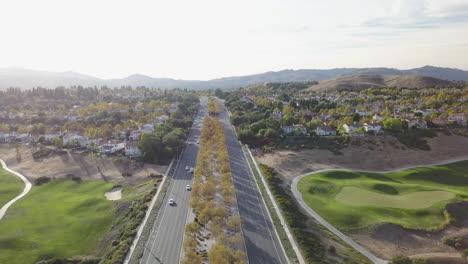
[
  {"xmin": 0, "ymin": 158, "xmax": 32, "ymax": 220},
  {"xmin": 291, "ymin": 157, "xmax": 468, "ymax": 264}
]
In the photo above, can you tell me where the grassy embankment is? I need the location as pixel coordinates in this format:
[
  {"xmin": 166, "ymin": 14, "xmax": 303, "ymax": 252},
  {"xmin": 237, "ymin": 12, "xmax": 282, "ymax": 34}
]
[
  {"xmin": 0, "ymin": 176, "xmax": 160, "ymax": 264},
  {"xmin": 259, "ymin": 164, "xmax": 371, "ymax": 264},
  {"xmin": 0, "ymin": 168, "xmax": 24, "ymax": 207},
  {"xmin": 298, "ymin": 160, "xmax": 468, "ymax": 231}
]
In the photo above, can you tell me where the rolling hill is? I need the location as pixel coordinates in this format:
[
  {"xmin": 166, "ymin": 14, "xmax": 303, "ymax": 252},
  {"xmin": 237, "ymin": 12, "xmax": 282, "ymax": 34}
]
[
  {"xmin": 307, "ymin": 74, "xmax": 459, "ymax": 92},
  {"xmin": 0, "ymin": 65, "xmax": 466, "ymax": 90}
]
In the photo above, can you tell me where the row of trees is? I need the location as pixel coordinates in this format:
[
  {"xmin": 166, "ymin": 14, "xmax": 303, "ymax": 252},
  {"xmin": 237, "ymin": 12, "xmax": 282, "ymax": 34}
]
[
  {"xmin": 182, "ymin": 116, "xmax": 245, "ymax": 264},
  {"xmin": 207, "ymin": 97, "xmax": 220, "ymax": 116}
]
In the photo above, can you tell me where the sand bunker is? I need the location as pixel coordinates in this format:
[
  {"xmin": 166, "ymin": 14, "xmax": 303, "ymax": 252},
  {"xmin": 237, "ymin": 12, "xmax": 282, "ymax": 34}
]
[{"xmin": 105, "ymin": 187, "xmax": 122, "ymax": 201}]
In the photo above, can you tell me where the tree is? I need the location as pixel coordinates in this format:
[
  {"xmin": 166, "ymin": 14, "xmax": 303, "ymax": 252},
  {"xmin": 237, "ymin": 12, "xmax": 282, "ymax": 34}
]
[
  {"xmin": 382, "ymin": 118, "xmax": 407, "ymax": 132},
  {"xmin": 352, "ymin": 113, "xmax": 361, "ymax": 122},
  {"xmin": 461, "ymin": 249, "xmax": 468, "ymax": 260},
  {"xmin": 51, "ymin": 137, "xmax": 63, "ymax": 148}
]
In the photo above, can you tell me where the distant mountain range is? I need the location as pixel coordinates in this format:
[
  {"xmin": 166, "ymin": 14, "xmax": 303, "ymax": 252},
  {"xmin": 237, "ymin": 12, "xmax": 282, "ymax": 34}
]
[
  {"xmin": 307, "ymin": 74, "xmax": 458, "ymax": 92},
  {"xmin": 0, "ymin": 65, "xmax": 467, "ymax": 90}
]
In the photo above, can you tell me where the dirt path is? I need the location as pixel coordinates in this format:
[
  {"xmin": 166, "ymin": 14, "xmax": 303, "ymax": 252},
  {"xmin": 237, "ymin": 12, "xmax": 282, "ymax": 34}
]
[{"xmin": 0, "ymin": 158, "xmax": 32, "ymax": 221}]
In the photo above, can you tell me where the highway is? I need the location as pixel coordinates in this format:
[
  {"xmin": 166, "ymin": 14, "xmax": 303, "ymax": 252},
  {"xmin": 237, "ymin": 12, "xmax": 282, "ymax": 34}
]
[
  {"xmin": 140, "ymin": 97, "xmax": 207, "ymax": 264},
  {"xmin": 217, "ymin": 99, "xmax": 288, "ymax": 264}
]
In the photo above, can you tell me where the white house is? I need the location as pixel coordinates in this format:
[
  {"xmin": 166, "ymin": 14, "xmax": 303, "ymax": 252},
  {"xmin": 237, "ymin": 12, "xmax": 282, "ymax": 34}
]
[
  {"xmin": 448, "ymin": 113, "xmax": 467, "ymax": 126},
  {"xmin": 0, "ymin": 133, "xmax": 5, "ymax": 142},
  {"xmin": 142, "ymin": 123, "xmax": 155, "ymax": 134},
  {"xmin": 406, "ymin": 118, "xmax": 427, "ymax": 129},
  {"xmin": 99, "ymin": 140, "xmax": 126, "ymax": 154},
  {"xmin": 130, "ymin": 130, "xmax": 142, "ymax": 141},
  {"xmin": 364, "ymin": 122, "xmax": 382, "ymax": 133},
  {"xmin": 63, "ymin": 133, "xmax": 87, "ymax": 147},
  {"xmin": 356, "ymin": 110, "xmax": 372, "ymax": 116},
  {"xmin": 15, "ymin": 133, "xmax": 32, "ymax": 143},
  {"xmin": 155, "ymin": 115, "xmax": 169, "ymax": 124},
  {"xmin": 282, "ymin": 124, "xmax": 307, "ymax": 135},
  {"xmin": 342, "ymin": 123, "xmax": 363, "ymax": 133},
  {"xmin": 415, "ymin": 109, "xmax": 434, "ymax": 116},
  {"xmin": 373, "ymin": 114, "xmax": 383, "ymax": 121},
  {"xmin": 45, "ymin": 133, "xmax": 62, "ymax": 142},
  {"xmin": 315, "ymin": 126, "xmax": 337, "ymax": 136},
  {"xmin": 125, "ymin": 141, "xmax": 141, "ymax": 157},
  {"xmin": 270, "ymin": 112, "xmax": 282, "ymax": 120}
]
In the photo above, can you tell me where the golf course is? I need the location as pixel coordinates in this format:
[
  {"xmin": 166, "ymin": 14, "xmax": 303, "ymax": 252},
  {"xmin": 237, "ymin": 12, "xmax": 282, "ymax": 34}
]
[
  {"xmin": 0, "ymin": 179, "xmax": 115, "ymax": 264},
  {"xmin": 297, "ymin": 160, "xmax": 468, "ymax": 231},
  {"xmin": 0, "ymin": 168, "xmax": 24, "ymax": 208}
]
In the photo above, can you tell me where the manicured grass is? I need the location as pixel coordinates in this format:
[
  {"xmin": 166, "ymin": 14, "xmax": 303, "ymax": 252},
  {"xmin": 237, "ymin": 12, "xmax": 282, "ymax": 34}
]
[
  {"xmin": 335, "ymin": 187, "xmax": 455, "ymax": 209},
  {"xmin": 0, "ymin": 179, "xmax": 115, "ymax": 264},
  {"xmin": 0, "ymin": 168, "xmax": 24, "ymax": 207},
  {"xmin": 297, "ymin": 160, "xmax": 468, "ymax": 231}
]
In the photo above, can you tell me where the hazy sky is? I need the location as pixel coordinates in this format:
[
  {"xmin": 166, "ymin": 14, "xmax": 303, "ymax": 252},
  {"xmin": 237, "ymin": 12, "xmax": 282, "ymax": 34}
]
[{"xmin": 1, "ymin": 0, "xmax": 468, "ymax": 80}]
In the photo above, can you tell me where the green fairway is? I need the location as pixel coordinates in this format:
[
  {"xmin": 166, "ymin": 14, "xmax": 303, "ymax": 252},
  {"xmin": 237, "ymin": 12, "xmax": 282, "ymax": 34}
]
[
  {"xmin": 0, "ymin": 179, "xmax": 115, "ymax": 264},
  {"xmin": 0, "ymin": 168, "xmax": 24, "ymax": 208},
  {"xmin": 335, "ymin": 187, "xmax": 454, "ymax": 209},
  {"xmin": 297, "ymin": 160, "xmax": 468, "ymax": 231}
]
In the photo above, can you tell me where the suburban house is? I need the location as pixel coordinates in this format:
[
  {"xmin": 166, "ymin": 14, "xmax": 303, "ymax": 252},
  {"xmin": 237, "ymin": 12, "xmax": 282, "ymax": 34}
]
[
  {"xmin": 125, "ymin": 141, "xmax": 141, "ymax": 157},
  {"xmin": 63, "ymin": 133, "xmax": 87, "ymax": 147},
  {"xmin": 448, "ymin": 113, "xmax": 467, "ymax": 126},
  {"xmin": 315, "ymin": 126, "xmax": 337, "ymax": 136},
  {"xmin": 99, "ymin": 140, "xmax": 126, "ymax": 154},
  {"xmin": 0, "ymin": 133, "xmax": 5, "ymax": 142},
  {"xmin": 155, "ymin": 115, "xmax": 169, "ymax": 124},
  {"xmin": 431, "ymin": 118, "xmax": 449, "ymax": 127},
  {"xmin": 142, "ymin": 123, "xmax": 155, "ymax": 134},
  {"xmin": 356, "ymin": 110, "xmax": 372, "ymax": 116},
  {"xmin": 130, "ymin": 130, "xmax": 142, "ymax": 141},
  {"xmin": 86, "ymin": 137, "xmax": 102, "ymax": 149},
  {"xmin": 415, "ymin": 109, "xmax": 434, "ymax": 116},
  {"xmin": 373, "ymin": 114, "xmax": 383, "ymax": 121},
  {"xmin": 406, "ymin": 118, "xmax": 428, "ymax": 129},
  {"xmin": 282, "ymin": 124, "xmax": 308, "ymax": 135},
  {"xmin": 364, "ymin": 122, "xmax": 383, "ymax": 133},
  {"xmin": 45, "ymin": 133, "xmax": 62, "ymax": 142},
  {"xmin": 342, "ymin": 123, "xmax": 363, "ymax": 133},
  {"xmin": 270, "ymin": 111, "xmax": 282, "ymax": 120}
]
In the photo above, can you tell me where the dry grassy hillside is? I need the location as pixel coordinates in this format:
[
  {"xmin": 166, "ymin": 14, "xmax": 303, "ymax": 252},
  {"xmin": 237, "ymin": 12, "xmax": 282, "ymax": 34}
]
[
  {"xmin": 0, "ymin": 144, "xmax": 167, "ymax": 185},
  {"xmin": 307, "ymin": 74, "xmax": 458, "ymax": 91},
  {"xmin": 257, "ymin": 133, "xmax": 468, "ymax": 181}
]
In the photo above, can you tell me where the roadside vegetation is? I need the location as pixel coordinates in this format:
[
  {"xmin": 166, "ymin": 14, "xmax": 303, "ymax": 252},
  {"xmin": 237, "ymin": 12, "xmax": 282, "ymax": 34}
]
[
  {"xmin": 297, "ymin": 160, "xmax": 468, "ymax": 231},
  {"xmin": 182, "ymin": 115, "xmax": 245, "ymax": 264},
  {"xmin": 0, "ymin": 167, "xmax": 23, "ymax": 207},
  {"xmin": 259, "ymin": 164, "xmax": 371, "ymax": 264},
  {"xmin": 207, "ymin": 97, "xmax": 220, "ymax": 116}
]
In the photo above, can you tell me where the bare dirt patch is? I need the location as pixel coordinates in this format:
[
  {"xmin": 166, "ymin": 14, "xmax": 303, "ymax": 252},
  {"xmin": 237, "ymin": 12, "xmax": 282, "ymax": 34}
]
[
  {"xmin": 255, "ymin": 133, "xmax": 468, "ymax": 262},
  {"xmin": 0, "ymin": 144, "xmax": 167, "ymax": 186},
  {"xmin": 257, "ymin": 134, "xmax": 468, "ymax": 182}
]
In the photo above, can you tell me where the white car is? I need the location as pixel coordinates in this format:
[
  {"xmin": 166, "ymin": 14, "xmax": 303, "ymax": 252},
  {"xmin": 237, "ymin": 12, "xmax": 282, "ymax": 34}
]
[
  {"xmin": 185, "ymin": 166, "xmax": 190, "ymax": 171},
  {"xmin": 186, "ymin": 184, "xmax": 191, "ymax": 191},
  {"xmin": 189, "ymin": 168, "xmax": 194, "ymax": 173},
  {"xmin": 168, "ymin": 199, "xmax": 175, "ymax": 206}
]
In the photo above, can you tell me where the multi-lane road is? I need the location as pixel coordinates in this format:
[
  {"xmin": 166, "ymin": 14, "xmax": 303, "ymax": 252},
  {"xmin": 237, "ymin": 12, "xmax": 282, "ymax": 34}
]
[
  {"xmin": 218, "ymin": 99, "xmax": 288, "ymax": 264},
  {"xmin": 139, "ymin": 96, "xmax": 287, "ymax": 264},
  {"xmin": 140, "ymin": 98, "xmax": 207, "ymax": 264}
]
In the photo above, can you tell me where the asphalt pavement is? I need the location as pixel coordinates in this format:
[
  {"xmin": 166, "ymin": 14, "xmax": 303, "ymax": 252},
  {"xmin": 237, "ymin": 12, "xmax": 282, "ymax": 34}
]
[
  {"xmin": 140, "ymin": 98, "xmax": 207, "ymax": 264},
  {"xmin": 217, "ymin": 100, "xmax": 288, "ymax": 264}
]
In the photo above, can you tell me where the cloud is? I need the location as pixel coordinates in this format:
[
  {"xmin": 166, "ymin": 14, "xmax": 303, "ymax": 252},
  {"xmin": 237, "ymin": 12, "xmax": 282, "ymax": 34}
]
[{"xmin": 362, "ymin": 0, "xmax": 468, "ymax": 29}]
